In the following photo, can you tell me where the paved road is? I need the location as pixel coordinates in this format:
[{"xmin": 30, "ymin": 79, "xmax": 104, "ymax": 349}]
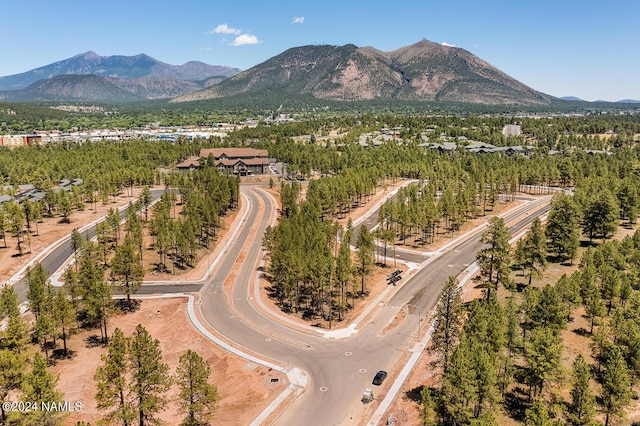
[
  {"xmin": 9, "ymin": 189, "xmax": 165, "ymax": 302},
  {"xmin": 11, "ymin": 183, "xmax": 550, "ymax": 425},
  {"xmin": 189, "ymin": 186, "xmax": 552, "ymax": 425}
]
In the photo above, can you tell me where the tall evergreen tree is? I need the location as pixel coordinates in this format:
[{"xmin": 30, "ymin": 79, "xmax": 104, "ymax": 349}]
[
  {"xmin": 110, "ymin": 236, "xmax": 144, "ymax": 310},
  {"xmin": 0, "ymin": 349, "xmax": 26, "ymax": 422},
  {"xmin": 516, "ymin": 217, "xmax": 547, "ymax": 286},
  {"xmin": 51, "ymin": 287, "xmax": 75, "ymax": 357},
  {"xmin": 582, "ymin": 190, "xmax": 619, "ymax": 242},
  {"xmin": 524, "ymin": 327, "xmax": 563, "ymax": 399},
  {"xmin": 355, "ymin": 225, "xmax": 375, "ymax": 295},
  {"xmin": 428, "ymin": 276, "xmax": 465, "ymax": 375},
  {"xmin": 476, "ymin": 217, "xmax": 512, "ymax": 299},
  {"xmin": 567, "ymin": 354, "xmax": 596, "ymax": 426},
  {"xmin": 601, "ymin": 347, "xmax": 632, "ymax": 426},
  {"xmin": 175, "ymin": 349, "xmax": 220, "ymax": 426},
  {"xmin": 128, "ymin": 324, "xmax": 171, "ymax": 426},
  {"xmin": 545, "ymin": 194, "xmax": 580, "ymax": 264},
  {"xmin": 18, "ymin": 352, "xmax": 64, "ymax": 426},
  {"xmin": 26, "ymin": 262, "xmax": 48, "ymax": 319},
  {"xmin": 94, "ymin": 328, "xmax": 134, "ymax": 426}
]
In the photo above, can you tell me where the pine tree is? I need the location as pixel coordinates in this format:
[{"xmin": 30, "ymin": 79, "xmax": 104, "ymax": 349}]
[
  {"xmin": 524, "ymin": 327, "xmax": 563, "ymax": 399},
  {"xmin": 476, "ymin": 217, "xmax": 512, "ymax": 299},
  {"xmin": 428, "ymin": 276, "xmax": 464, "ymax": 375},
  {"xmin": 335, "ymin": 227, "xmax": 353, "ymax": 320},
  {"xmin": 70, "ymin": 228, "xmax": 84, "ymax": 269},
  {"xmin": 110, "ymin": 236, "xmax": 144, "ymax": 310},
  {"xmin": 420, "ymin": 387, "xmax": 436, "ymax": 426},
  {"xmin": 128, "ymin": 324, "xmax": 171, "ymax": 425},
  {"xmin": 175, "ymin": 349, "xmax": 220, "ymax": 426},
  {"xmin": 545, "ymin": 193, "xmax": 580, "ymax": 264},
  {"xmin": 51, "ymin": 287, "xmax": 75, "ymax": 357},
  {"xmin": 517, "ymin": 217, "xmax": 547, "ymax": 286},
  {"xmin": 525, "ymin": 400, "xmax": 554, "ymax": 426},
  {"xmin": 27, "ymin": 262, "xmax": 48, "ymax": 319},
  {"xmin": 0, "ymin": 349, "xmax": 26, "ymax": 422},
  {"xmin": 0, "ymin": 284, "xmax": 21, "ymax": 318},
  {"xmin": 94, "ymin": 328, "xmax": 134, "ymax": 425},
  {"xmin": 601, "ymin": 347, "xmax": 632, "ymax": 426},
  {"xmin": 1, "ymin": 284, "xmax": 30, "ymax": 352},
  {"xmin": 139, "ymin": 186, "xmax": 152, "ymax": 222},
  {"xmin": 18, "ymin": 352, "xmax": 64, "ymax": 425},
  {"xmin": 568, "ymin": 354, "xmax": 596, "ymax": 425},
  {"xmin": 440, "ymin": 340, "xmax": 477, "ymax": 425},
  {"xmin": 355, "ymin": 225, "xmax": 374, "ymax": 295},
  {"xmin": 582, "ymin": 190, "xmax": 618, "ymax": 242},
  {"xmin": 580, "ymin": 265, "xmax": 605, "ymax": 334}
]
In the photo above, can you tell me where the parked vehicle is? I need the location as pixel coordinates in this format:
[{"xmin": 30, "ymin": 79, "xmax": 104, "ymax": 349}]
[{"xmin": 372, "ymin": 370, "xmax": 388, "ymax": 385}]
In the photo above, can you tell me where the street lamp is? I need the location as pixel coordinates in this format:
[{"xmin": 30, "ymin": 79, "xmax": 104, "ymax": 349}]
[{"xmin": 404, "ymin": 303, "xmax": 422, "ymax": 342}]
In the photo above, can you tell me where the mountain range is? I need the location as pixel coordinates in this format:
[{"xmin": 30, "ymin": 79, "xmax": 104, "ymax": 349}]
[
  {"xmin": 0, "ymin": 51, "xmax": 240, "ymax": 101},
  {"xmin": 561, "ymin": 96, "xmax": 640, "ymax": 104},
  {"xmin": 0, "ymin": 41, "xmax": 601, "ymax": 105}
]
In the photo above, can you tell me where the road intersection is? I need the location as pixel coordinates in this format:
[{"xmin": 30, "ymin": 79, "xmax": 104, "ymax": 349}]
[{"xmin": 7, "ymin": 184, "xmax": 552, "ymax": 425}]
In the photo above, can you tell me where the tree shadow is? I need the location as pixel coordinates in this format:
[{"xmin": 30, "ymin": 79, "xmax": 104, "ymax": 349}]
[
  {"xmin": 84, "ymin": 334, "xmax": 103, "ymax": 348},
  {"xmin": 503, "ymin": 386, "xmax": 530, "ymax": 422},
  {"xmin": 52, "ymin": 348, "xmax": 75, "ymax": 360},
  {"xmin": 114, "ymin": 298, "xmax": 141, "ymax": 313},
  {"xmin": 404, "ymin": 385, "xmax": 426, "ymax": 403},
  {"xmin": 572, "ymin": 327, "xmax": 590, "ymax": 336}
]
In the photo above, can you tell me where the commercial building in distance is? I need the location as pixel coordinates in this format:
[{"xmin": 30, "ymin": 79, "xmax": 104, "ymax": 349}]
[{"xmin": 0, "ymin": 134, "xmax": 42, "ymax": 148}]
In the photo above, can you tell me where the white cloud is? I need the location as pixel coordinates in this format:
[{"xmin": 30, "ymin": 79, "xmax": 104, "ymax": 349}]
[
  {"xmin": 441, "ymin": 42, "xmax": 456, "ymax": 47},
  {"xmin": 198, "ymin": 47, "xmax": 212, "ymax": 51},
  {"xmin": 231, "ymin": 34, "xmax": 260, "ymax": 46},
  {"xmin": 292, "ymin": 16, "xmax": 305, "ymax": 24},
  {"xmin": 208, "ymin": 23, "xmax": 241, "ymax": 35}
]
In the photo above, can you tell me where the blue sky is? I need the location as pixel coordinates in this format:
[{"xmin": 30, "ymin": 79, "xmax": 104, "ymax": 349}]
[{"xmin": 1, "ymin": 0, "xmax": 638, "ymax": 101}]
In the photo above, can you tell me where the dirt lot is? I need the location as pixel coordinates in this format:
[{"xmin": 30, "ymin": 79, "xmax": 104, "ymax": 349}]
[{"xmin": 49, "ymin": 297, "xmax": 286, "ymax": 425}]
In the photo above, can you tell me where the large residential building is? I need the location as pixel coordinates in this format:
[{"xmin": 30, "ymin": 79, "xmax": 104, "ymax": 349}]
[{"xmin": 176, "ymin": 148, "xmax": 270, "ymax": 175}]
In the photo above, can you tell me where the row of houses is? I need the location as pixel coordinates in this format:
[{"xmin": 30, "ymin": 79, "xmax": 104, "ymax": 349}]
[
  {"xmin": 419, "ymin": 141, "xmax": 534, "ymax": 156},
  {"xmin": 176, "ymin": 148, "xmax": 272, "ymax": 175},
  {"xmin": 0, "ymin": 179, "xmax": 83, "ymax": 205}
]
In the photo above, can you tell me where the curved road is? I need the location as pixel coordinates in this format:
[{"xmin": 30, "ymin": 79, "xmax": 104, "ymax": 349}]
[
  {"xmin": 13, "ymin": 184, "xmax": 551, "ymax": 425},
  {"xmin": 177, "ymin": 186, "xmax": 551, "ymax": 425}
]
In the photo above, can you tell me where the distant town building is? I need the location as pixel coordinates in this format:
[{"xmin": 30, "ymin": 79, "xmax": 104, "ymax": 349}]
[
  {"xmin": 502, "ymin": 124, "xmax": 522, "ymax": 137},
  {"xmin": 0, "ymin": 134, "xmax": 42, "ymax": 148}
]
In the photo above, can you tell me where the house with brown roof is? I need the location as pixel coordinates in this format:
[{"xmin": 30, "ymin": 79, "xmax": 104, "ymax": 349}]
[
  {"xmin": 176, "ymin": 156, "xmax": 201, "ymax": 172},
  {"xmin": 199, "ymin": 148, "xmax": 269, "ymax": 175}
]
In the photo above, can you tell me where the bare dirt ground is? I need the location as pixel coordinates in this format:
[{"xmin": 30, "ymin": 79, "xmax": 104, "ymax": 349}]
[
  {"xmin": 50, "ymin": 297, "xmax": 286, "ymax": 425},
  {"xmin": 0, "ymin": 188, "xmax": 148, "ymax": 284}
]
